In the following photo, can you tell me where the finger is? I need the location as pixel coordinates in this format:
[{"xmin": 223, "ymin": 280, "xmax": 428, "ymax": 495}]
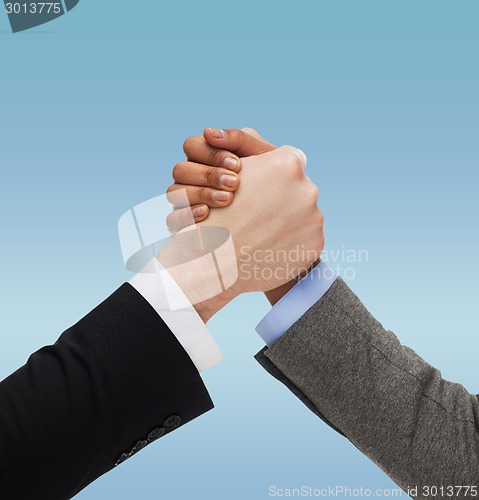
[
  {"xmin": 183, "ymin": 135, "xmax": 242, "ymax": 173},
  {"xmin": 166, "ymin": 204, "xmax": 209, "ymax": 234},
  {"xmin": 241, "ymin": 127, "xmax": 269, "ymax": 142},
  {"xmin": 167, "ymin": 183, "xmax": 234, "ymax": 208},
  {"xmin": 173, "ymin": 161, "xmax": 240, "ymax": 191},
  {"xmin": 279, "ymin": 144, "xmax": 308, "ymax": 170},
  {"xmin": 204, "ymin": 127, "xmax": 276, "ymax": 156}
]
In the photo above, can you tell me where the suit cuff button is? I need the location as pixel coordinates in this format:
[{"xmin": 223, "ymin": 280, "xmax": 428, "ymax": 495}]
[
  {"xmin": 163, "ymin": 414, "xmax": 181, "ymax": 431},
  {"xmin": 130, "ymin": 440, "xmax": 148, "ymax": 455},
  {"xmin": 114, "ymin": 452, "xmax": 131, "ymax": 467},
  {"xmin": 148, "ymin": 427, "xmax": 165, "ymax": 442}
]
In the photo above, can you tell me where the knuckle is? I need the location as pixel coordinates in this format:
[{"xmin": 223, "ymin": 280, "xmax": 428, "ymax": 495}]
[
  {"xmin": 236, "ymin": 128, "xmax": 247, "ymax": 144},
  {"xmin": 183, "ymin": 136, "xmax": 201, "ymax": 155},
  {"xmin": 307, "ymin": 183, "xmax": 319, "ymax": 203},
  {"xmin": 203, "ymin": 166, "xmax": 216, "ymax": 184},
  {"xmin": 313, "ymin": 211, "xmax": 325, "ymax": 233},
  {"xmin": 242, "ymin": 127, "xmax": 258, "ymax": 136},
  {"xmin": 166, "ymin": 184, "xmax": 187, "ymax": 208},
  {"xmin": 198, "ymin": 186, "xmax": 209, "ymax": 202},
  {"xmin": 317, "ymin": 210, "xmax": 325, "ymax": 227},
  {"xmin": 279, "ymin": 145, "xmax": 298, "ymax": 156},
  {"xmin": 166, "ymin": 190, "xmax": 180, "ymax": 209},
  {"xmin": 208, "ymin": 148, "xmax": 225, "ymax": 166},
  {"xmin": 172, "ymin": 162, "xmax": 184, "ymax": 180},
  {"xmin": 279, "ymin": 146, "xmax": 304, "ymax": 171},
  {"xmin": 166, "ymin": 211, "xmax": 180, "ymax": 234},
  {"xmin": 225, "ymin": 127, "xmax": 239, "ymax": 139}
]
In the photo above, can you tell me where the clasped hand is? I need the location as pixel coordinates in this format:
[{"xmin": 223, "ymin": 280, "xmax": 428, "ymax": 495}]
[{"xmin": 159, "ymin": 128, "xmax": 324, "ymax": 321}]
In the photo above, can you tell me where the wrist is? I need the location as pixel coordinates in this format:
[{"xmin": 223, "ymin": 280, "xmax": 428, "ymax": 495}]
[
  {"xmin": 264, "ymin": 259, "xmax": 321, "ymax": 306},
  {"xmin": 193, "ymin": 287, "xmax": 239, "ymax": 323},
  {"xmin": 265, "ymin": 281, "xmax": 297, "ymax": 306},
  {"xmin": 156, "ymin": 226, "xmax": 240, "ymax": 323}
]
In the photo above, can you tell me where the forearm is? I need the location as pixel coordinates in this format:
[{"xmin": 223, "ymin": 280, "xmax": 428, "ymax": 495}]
[
  {"xmin": 257, "ymin": 278, "xmax": 479, "ymax": 494},
  {"xmin": 0, "ymin": 285, "xmax": 213, "ymax": 499},
  {"xmin": 155, "ymin": 228, "xmax": 240, "ymax": 323},
  {"xmin": 264, "ymin": 259, "xmax": 322, "ymax": 306}
]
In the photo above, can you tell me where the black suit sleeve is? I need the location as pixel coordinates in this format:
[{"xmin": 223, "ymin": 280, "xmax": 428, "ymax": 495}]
[{"xmin": 0, "ymin": 283, "xmax": 214, "ymax": 500}]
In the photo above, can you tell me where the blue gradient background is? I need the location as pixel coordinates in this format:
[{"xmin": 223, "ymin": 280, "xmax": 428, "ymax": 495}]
[{"xmin": 1, "ymin": 1, "xmax": 478, "ymax": 498}]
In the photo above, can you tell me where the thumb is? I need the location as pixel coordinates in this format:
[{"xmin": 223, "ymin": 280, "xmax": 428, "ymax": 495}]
[
  {"xmin": 204, "ymin": 128, "xmax": 276, "ymax": 157},
  {"xmin": 240, "ymin": 127, "xmax": 270, "ymax": 143}
]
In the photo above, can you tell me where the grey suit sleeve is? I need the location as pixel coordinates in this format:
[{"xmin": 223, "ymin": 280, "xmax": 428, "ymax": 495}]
[{"xmin": 255, "ymin": 277, "xmax": 479, "ymax": 497}]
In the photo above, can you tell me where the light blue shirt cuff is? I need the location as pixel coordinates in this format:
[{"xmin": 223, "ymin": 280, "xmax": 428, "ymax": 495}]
[{"xmin": 256, "ymin": 262, "xmax": 337, "ymax": 347}]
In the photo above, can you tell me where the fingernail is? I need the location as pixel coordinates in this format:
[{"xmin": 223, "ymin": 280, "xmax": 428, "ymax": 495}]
[
  {"xmin": 193, "ymin": 206, "xmax": 206, "ymax": 218},
  {"xmin": 223, "ymin": 157, "xmax": 239, "ymax": 170},
  {"xmin": 220, "ymin": 174, "xmax": 237, "ymax": 188},
  {"xmin": 208, "ymin": 128, "xmax": 226, "ymax": 139},
  {"xmin": 297, "ymin": 149, "xmax": 308, "ymax": 168},
  {"xmin": 213, "ymin": 190, "xmax": 230, "ymax": 202}
]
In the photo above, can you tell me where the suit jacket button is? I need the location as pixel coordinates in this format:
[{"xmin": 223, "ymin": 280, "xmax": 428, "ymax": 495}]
[
  {"xmin": 148, "ymin": 427, "xmax": 165, "ymax": 442},
  {"xmin": 114, "ymin": 452, "xmax": 131, "ymax": 466},
  {"xmin": 163, "ymin": 414, "xmax": 181, "ymax": 430},
  {"xmin": 130, "ymin": 440, "xmax": 148, "ymax": 455}
]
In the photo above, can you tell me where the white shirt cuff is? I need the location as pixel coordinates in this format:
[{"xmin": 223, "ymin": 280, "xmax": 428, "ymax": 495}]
[{"xmin": 129, "ymin": 267, "xmax": 222, "ymax": 373}]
